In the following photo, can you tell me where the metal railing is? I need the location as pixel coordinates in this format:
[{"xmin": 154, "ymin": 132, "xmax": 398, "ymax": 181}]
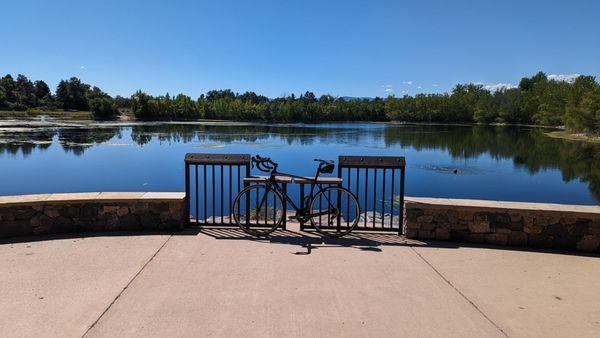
[
  {"xmin": 184, "ymin": 153, "xmax": 406, "ymax": 234},
  {"xmin": 336, "ymin": 155, "xmax": 406, "ymax": 234},
  {"xmin": 185, "ymin": 153, "xmax": 250, "ymax": 227}
]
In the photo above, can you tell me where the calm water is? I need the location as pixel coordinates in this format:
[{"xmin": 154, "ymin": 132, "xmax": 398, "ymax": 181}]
[{"xmin": 0, "ymin": 120, "xmax": 598, "ymax": 205}]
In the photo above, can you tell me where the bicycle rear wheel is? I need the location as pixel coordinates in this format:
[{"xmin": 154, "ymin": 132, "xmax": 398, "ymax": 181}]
[
  {"xmin": 232, "ymin": 184, "xmax": 283, "ymax": 236},
  {"xmin": 308, "ymin": 186, "xmax": 360, "ymax": 237}
]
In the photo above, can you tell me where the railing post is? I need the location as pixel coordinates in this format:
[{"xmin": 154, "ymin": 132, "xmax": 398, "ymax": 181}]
[
  {"xmin": 399, "ymin": 166, "xmax": 406, "ymax": 235},
  {"xmin": 336, "ymin": 163, "xmax": 342, "ymax": 231},
  {"xmin": 184, "ymin": 161, "xmax": 190, "ymax": 227}
]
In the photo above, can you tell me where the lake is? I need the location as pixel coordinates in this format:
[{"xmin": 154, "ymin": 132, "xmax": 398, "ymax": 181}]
[{"xmin": 0, "ymin": 120, "xmax": 598, "ymax": 205}]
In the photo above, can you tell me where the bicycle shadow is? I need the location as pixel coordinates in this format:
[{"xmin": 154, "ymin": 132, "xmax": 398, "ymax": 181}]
[{"xmin": 194, "ymin": 226, "xmax": 428, "ymax": 254}]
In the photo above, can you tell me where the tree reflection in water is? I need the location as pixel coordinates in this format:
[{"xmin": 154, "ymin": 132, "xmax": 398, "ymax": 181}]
[{"xmin": 0, "ymin": 122, "xmax": 598, "ymax": 200}]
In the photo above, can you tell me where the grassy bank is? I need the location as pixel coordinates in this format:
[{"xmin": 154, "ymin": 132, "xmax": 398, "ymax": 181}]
[
  {"xmin": 545, "ymin": 131, "xmax": 600, "ymax": 143},
  {"xmin": 0, "ymin": 110, "xmax": 93, "ymax": 120}
]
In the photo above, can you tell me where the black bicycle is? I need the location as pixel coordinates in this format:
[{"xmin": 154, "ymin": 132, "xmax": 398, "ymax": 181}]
[{"xmin": 232, "ymin": 155, "xmax": 360, "ymax": 237}]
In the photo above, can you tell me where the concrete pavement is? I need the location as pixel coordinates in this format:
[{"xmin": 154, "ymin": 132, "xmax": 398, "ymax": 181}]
[{"xmin": 1, "ymin": 225, "xmax": 598, "ymax": 337}]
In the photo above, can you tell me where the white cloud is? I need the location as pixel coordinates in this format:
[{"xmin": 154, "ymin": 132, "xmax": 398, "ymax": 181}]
[
  {"xmin": 402, "ymin": 81, "xmax": 413, "ymax": 85},
  {"xmin": 381, "ymin": 84, "xmax": 394, "ymax": 93},
  {"xmin": 484, "ymin": 83, "xmax": 517, "ymax": 91},
  {"xmin": 548, "ymin": 73, "xmax": 580, "ymax": 83},
  {"xmin": 80, "ymin": 65, "xmax": 85, "ymax": 69},
  {"xmin": 417, "ymin": 86, "xmax": 422, "ymax": 89},
  {"xmin": 432, "ymin": 84, "xmax": 439, "ymax": 87},
  {"xmin": 474, "ymin": 82, "xmax": 516, "ymax": 91},
  {"xmin": 385, "ymin": 88, "xmax": 394, "ymax": 93}
]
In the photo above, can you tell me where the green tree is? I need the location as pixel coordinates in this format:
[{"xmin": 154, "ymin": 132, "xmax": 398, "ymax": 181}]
[
  {"xmin": 87, "ymin": 86, "xmax": 118, "ymax": 120},
  {"xmin": 15, "ymin": 74, "xmax": 36, "ymax": 108},
  {"xmin": 55, "ymin": 77, "xmax": 90, "ymax": 111},
  {"xmin": 130, "ymin": 90, "xmax": 154, "ymax": 119}
]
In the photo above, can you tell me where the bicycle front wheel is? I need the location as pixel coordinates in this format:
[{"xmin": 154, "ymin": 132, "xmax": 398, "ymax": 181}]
[
  {"xmin": 232, "ymin": 184, "xmax": 284, "ymax": 236},
  {"xmin": 308, "ymin": 186, "xmax": 360, "ymax": 237}
]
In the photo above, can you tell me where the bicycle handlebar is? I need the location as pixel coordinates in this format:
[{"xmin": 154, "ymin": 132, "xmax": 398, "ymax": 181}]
[
  {"xmin": 314, "ymin": 158, "xmax": 333, "ymax": 165},
  {"xmin": 252, "ymin": 155, "xmax": 278, "ymax": 173},
  {"xmin": 251, "ymin": 155, "xmax": 334, "ymax": 174}
]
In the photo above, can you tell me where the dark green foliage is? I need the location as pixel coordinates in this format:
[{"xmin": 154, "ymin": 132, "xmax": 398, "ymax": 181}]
[
  {"xmin": 1, "ymin": 72, "xmax": 600, "ymax": 134},
  {"xmin": 33, "ymin": 80, "xmax": 54, "ymax": 109},
  {"xmin": 87, "ymin": 87, "xmax": 119, "ymax": 120},
  {"xmin": 89, "ymin": 98, "xmax": 118, "ymax": 120},
  {"xmin": 15, "ymin": 74, "xmax": 36, "ymax": 108},
  {"xmin": 55, "ymin": 77, "xmax": 90, "ymax": 111},
  {"xmin": 114, "ymin": 95, "xmax": 131, "ymax": 109}
]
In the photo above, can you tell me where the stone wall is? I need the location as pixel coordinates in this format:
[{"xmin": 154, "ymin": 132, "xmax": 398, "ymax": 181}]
[
  {"xmin": 0, "ymin": 192, "xmax": 185, "ymax": 238},
  {"xmin": 404, "ymin": 197, "xmax": 600, "ymax": 253}
]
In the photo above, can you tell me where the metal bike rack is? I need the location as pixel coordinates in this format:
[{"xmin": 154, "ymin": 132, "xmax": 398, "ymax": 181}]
[
  {"xmin": 184, "ymin": 153, "xmax": 251, "ymax": 227},
  {"xmin": 184, "ymin": 153, "xmax": 406, "ymax": 235}
]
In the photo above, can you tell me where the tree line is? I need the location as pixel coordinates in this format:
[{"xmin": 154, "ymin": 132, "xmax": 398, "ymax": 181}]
[{"xmin": 1, "ymin": 72, "xmax": 599, "ymax": 134}]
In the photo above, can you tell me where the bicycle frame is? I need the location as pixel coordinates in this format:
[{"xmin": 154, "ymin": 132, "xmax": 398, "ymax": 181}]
[
  {"xmin": 238, "ymin": 156, "xmax": 359, "ymax": 236},
  {"xmin": 256, "ymin": 164, "xmax": 337, "ymax": 221}
]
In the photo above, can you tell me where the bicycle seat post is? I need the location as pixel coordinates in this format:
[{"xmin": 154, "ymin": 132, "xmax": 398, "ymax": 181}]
[{"xmin": 307, "ymin": 162, "xmax": 323, "ymax": 198}]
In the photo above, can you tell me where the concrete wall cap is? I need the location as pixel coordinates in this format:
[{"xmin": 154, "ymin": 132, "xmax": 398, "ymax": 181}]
[
  {"xmin": 405, "ymin": 197, "xmax": 600, "ymax": 216},
  {"xmin": 140, "ymin": 192, "xmax": 186, "ymax": 201},
  {"xmin": 0, "ymin": 194, "xmax": 52, "ymax": 206},
  {"xmin": 0, "ymin": 192, "xmax": 186, "ymax": 206}
]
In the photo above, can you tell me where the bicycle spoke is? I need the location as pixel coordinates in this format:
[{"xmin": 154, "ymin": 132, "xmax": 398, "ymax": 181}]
[
  {"xmin": 308, "ymin": 186, "xmax": 359, "ymax": 238},
  {"xmin": 233, "ymin": 185, "xmax": 283, "ymax": 236}
]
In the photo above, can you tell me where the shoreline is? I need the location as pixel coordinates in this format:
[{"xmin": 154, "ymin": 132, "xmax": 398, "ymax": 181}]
[
  {"xmin": 0, "ymin": 110, "xmax": 563, "ymax": 130},
  {"xmin": 545, "ymin": 130, "xmax": 600, "ymax": 143}
]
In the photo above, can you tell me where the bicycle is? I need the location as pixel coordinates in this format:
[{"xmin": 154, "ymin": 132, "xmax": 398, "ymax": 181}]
[{"xmin": 232, "ymin": 155, "xmax": 360, "ymax": 237}]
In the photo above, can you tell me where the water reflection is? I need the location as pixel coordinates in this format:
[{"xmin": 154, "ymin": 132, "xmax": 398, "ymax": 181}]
[
  {"xmin": 58, "ymin": 127, "xmax": 122, "ymax": 155},
  {"xmin": 0, "ymin": 122, "xmax": 598, "ymax": 201}
]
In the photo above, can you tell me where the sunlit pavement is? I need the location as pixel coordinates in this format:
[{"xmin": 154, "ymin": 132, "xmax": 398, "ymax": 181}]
[{"xmin": 1, "ymin": 223, "xmax": 599, "ymax": 337}]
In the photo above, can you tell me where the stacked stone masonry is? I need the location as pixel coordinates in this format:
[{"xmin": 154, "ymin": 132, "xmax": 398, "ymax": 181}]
[
  {"xmin": 2, "ymin": 193, "xmax": 599, "ymax": 254},
  {"xmin": 404, "ymin": 197, "xmax": 600, "ymax": 253},
  {"xmin": 0, "ymin": 192, "xmax": 185, "ymax": 238}
]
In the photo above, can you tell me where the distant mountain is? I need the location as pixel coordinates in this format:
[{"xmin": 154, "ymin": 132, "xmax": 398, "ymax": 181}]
[{"xmin": 341, "ymin": 96, "xmax": 375, "ymax": 101}]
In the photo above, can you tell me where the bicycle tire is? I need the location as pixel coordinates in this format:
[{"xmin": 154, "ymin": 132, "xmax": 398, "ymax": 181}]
[
  {"xmin": 232, "ymin": 184, "xmax": 283, "ymax": 236},
  {"xmin": 308, "ymin": 186, "xmax": 360, "ymax": 237}
]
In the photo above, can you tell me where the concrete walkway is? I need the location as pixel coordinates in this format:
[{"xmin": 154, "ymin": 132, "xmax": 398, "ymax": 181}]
[{"xmin": 1, "ymin": 225, "xmax": 599, "ymax": 337}]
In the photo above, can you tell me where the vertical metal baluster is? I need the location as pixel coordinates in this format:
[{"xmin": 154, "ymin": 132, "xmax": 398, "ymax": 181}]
[
  {"xmin": 212, "ymin": 165, "xmax": 215, "ymax": 225},
  {"xmin": 399, "ymin": 167, "xmax": 406, "ymax": 235},
  {"xmin": 203, "ymin": 165, "xmax": 207, "ymax": 224},
  {"xmin": 299, "ymin": 183, "xmax": 305, "ymax": 230},
  {"xmin": 373, "ymin": 168, "xmax": 377, "ymax": 228},
  {"xmin": 228, "ymin": 165, "xmax": 232, "ymax": 225},
  {"xmin": 327, "ymin": 187, "xmax": 331, "ymax": 228},
  {"xmin": 237, "ymin": 165, "xmax": 241, "ymax": 224},
  {"xmin": 319, "ymin": 187, "xmax": 322, "ymax": 228},
  {"xmin": 220, "ymin": 165, "xmax": 224, "ymax": 224},
  {"xmin": 245, "ymin": 164, "xmax": 250, "ymax": 227},
  {"xmin": 390, "ymin": 169, "xmax": 396, "ymax": 229},
  {"xmin": 346, "ymin": 167, "xmax": 350, "ymax": 227},
  {"xmin": 195, "ymin": 165, "xmax": 199, "ymax": 226},
  {"xmin": 364, "ymin": 168, "xmax": 368, "ymax": 227},
  {"xmin": 255, "ymin": 185, "xmax": 259, "ymax": 226},
  {"xmin": 356, "ymin": 168, "xmax": 359, "ymax": 227},
  {"xmin": 281, "ymin": 183, "xmax": 287, "ymax": 230},
  {"xmin": 185, "ymin": 162, "xmax": 190, "ymax": 227},
  {"xmin": 382, "ymin": 169, "xmax": 386, "ymax": 229}
]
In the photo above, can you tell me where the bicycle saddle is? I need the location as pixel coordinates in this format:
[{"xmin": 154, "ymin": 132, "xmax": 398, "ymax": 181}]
[{"xmin": 314, "ymin": 158, "xmax": 335, "ymax": 174}]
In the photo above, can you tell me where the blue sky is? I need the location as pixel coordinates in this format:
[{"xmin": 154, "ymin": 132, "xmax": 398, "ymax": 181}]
[{"xmin": 2, "ymin": 0, "xmax": 599, "ymax": 98}]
